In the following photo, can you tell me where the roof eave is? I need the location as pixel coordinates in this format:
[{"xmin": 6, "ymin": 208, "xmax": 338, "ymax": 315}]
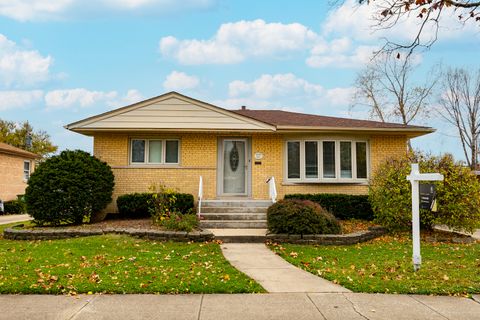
[
  {"xmin": 68, "ymin": 127, "xmax": 276, "ymax": 136},
  {"xmin": 275, "ymin": 125, "xmax": 435, "ymax": 137},
  {"xmin": 0, "ymin": 149, "xmax": 41, "ymax": 159}
]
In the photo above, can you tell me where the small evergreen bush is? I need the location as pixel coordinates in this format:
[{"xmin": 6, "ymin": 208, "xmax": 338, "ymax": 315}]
[
  {"xmin": 267, "ymin": 199, "xmax": 341, "ymax": 235},
  {"xmin": 25, "ymin": 150, "xmax": 115, "ymax": 226},
  {"xmin": 284, "ymin": 194, "xmax": 373, "ymax": 220}
]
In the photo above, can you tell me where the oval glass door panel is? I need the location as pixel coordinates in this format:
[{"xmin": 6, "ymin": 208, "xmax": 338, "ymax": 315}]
[{"xmin": 223, "ymin": 140, "xmax": 246, "ymax": 194}]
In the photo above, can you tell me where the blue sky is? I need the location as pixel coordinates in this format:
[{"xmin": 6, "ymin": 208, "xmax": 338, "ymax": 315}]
[{"xmin": 0, "ymin": 0, "xmax": 479, "ymax": 161}]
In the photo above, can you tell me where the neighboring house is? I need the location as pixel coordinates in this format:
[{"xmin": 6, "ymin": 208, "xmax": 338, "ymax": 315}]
[
  {"xmin": 66, "ymin": 92, "xmax": 433, "ymax": 213},
  {"xmin": 0, "ymin": 142, "xmax": 40, "ymax": 201}
]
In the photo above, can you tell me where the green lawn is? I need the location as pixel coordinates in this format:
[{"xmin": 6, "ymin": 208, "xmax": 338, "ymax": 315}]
[
  {"xmin": 0, "ymin": 222, "xmax": 264, "ymax": 294},
  {"xmin": 269, "ymin": 235, "xmax": 480, "ymax": 295}
]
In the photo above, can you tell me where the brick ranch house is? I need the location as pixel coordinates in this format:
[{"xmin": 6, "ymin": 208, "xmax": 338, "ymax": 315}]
[
  {"xmin": 66, "ymin": 92, "xmax": 433, "ymax": 214},
  {"xmin": 0, "ymin": 142, "xmax": 40, "ymax": 202}
]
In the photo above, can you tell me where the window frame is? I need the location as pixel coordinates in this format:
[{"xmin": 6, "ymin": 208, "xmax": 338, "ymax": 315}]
[
  {"xmin": 23, "ymin": 160, "xmax": 31, "ymax": 182},
  {"xmin": 284, "ymin": 138, "xmax": 369, "ymax": 184},
  {"xmin": 129, "ymin": 138, "xmax": 180, "ymax": 165}
]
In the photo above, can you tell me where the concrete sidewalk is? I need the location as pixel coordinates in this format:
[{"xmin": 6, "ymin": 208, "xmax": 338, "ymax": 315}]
[
  {"xmin": 0, "ymin": 293, "xmax": 479, "ymax": 320},
  {"xmin": 221, "ymin": 243, "xmax": 349, "ymax": 293},
  {"xmin": 0, "ymin": 214, "xmax": 31, "ymax": 225}
]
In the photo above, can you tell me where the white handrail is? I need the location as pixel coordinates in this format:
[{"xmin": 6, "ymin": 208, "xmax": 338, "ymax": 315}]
[
  {"xmin": 197, "ymin": 176, "xmax": 203, "ymax": 217},
  {"xmin": 267, "ymin": 176, "xmax": 277, "ymax": 203}
]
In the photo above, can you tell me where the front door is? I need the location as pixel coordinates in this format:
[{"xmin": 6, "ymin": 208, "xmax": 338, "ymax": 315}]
[{"xmin": 219, "ymin": 138, "xmax": 249, "ymax": 196}]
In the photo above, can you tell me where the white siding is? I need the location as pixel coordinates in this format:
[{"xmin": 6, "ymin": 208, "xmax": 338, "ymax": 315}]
[{"xmin": 81, "ymin": 97, "xmax": 270, "ymax": 131}]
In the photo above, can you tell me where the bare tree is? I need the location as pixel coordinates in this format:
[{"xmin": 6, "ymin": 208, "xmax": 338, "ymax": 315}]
[
  {"xmin": 331, "ymin": 0, "xmax": 480, "ymax": 54},
  {"xmin": 353, "ymin": 54, "xmax": 438, "ymax": 144},
  {"xmin": 438, "ymin": 67, "xmax": 480, "ymax": 169}
]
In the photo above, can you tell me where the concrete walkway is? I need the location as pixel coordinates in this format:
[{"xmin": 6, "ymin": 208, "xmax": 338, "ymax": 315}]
[
  {"xmin": 0, "ymin": 214, "xmax": 31, "ymax": 225},
  {"xmin": 0, "ymin": 293, "xmax": 479, "ymax": 320},
  {"xmin": 221, "ymin": 243, "xmax": 349, "ymax": 293},
  {"xmin": 435, "ymin": 225, "xmax": 480, "ymax": 240}
]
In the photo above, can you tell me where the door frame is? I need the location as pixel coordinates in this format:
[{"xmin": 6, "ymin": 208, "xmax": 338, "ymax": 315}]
[{"xmin": 216, "ymin": 137, "xmax": 252, "ymax": 197}]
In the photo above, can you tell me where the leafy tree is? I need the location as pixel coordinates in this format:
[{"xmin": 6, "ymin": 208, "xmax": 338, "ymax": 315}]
[
  {"xmin": 25, "ymin": 150, "xmax": 115, "ymax": 226},
  {"xmin": 369, "ymin": 152, "xmax": 480, "ymax": 233},
  {"xmin": 0, "ymin": 119, "xmax": 57, "ymax": 158}
]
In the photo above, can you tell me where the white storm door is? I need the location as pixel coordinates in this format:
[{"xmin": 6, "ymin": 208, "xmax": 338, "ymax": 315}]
[{"xmin": 222, "ymin": 139, "xmax": 247, "ymax": 195}]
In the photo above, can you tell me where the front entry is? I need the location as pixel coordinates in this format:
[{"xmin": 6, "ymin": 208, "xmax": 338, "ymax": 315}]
[{"xmin": 218, "ymin": 138, "xmax": 251, "ymax": 197}]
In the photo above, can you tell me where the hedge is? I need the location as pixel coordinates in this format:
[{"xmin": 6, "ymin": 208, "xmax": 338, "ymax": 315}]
[
  {"xmin": 3, "ymin": 200, "xmax": 26, "ymax": 215},
  {"xmin": 117, "ymin": 192, "xmax": 194, "ymax": 218},
  {"xmin": 284, "ymin": 193, "xmax": 373, "ymax": 220}
]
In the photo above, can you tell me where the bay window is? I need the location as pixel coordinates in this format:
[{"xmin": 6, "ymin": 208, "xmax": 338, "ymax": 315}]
[
  {"xmin": 340, "ymin": 141, "xmax": 352, "ymax": 178},
  {"xmin": 287, "ymin": 141, "xmax": 300, "ymax": 179},
  {"xmin": 286, "ymin": 139, "xmax": 368, "ymax": 182},
  {"xmin": 322, "ymin": 141, "xmax": 336, "ymax": 179},
  {"xmin": 131, "ymin": 139, "xmax": 180, "ymax": 164},
  {"xmin": 305, "ymin": 141, "xmax": 318, "ymax": 178}
]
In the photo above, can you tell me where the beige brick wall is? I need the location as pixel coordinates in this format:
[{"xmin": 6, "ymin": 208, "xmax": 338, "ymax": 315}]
[
  {"xmin": 93, "ymin": 132, "xmax": 408, "ymax": 212},
  {"xmin": 0, "ymin": 153, "xmax": 35, "ymax": 201}
]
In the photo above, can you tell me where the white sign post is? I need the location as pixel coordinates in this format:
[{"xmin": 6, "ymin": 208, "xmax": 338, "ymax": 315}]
[{"xmin": 406, "ymin": 164, "xmax": 444, "ymax": 271}]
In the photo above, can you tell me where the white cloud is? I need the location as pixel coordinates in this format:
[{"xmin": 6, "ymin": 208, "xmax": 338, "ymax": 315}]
[
  {"xmin": 307, "ymin": 44, "xmax": 378, "ymax": 68},
  {"xmin": 229, "ymin": 73, "xmax": 324, "ymax": 99},
  {"xmin": 159, "ymin": 19, "xmax": 319, "ymax": 65},
  {"xmin": 0, "ymin": 34, "xmax": 52, "ymax": 87},
  {"xmin": 0, "ymin": 0, "xmax": 216, "ymax": 21},
  {"xmin": 163, "ymin": 71, "xmax": 200, "ymax": 91},
  {"xmin": 0, "ymin": 90, "xmax": 43, "ymax": 111},
  {"xmin": 44, "ymin": 88, "xmax": 143, "ymax": 110},
  {"xmin": 225, "ymin": 73, "xmax": 354, "ymax": 112}
]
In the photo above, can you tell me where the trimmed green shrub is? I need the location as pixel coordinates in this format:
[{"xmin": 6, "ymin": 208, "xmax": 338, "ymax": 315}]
[
  {"xmin": 173, "ymin": 193, "xmax": 195, "ymax": 214},
  {"xmin": 284, "ymin": 193, "xmax": 373, "ymax": 220},
  {"xmin": 267, "ymin": 199, "xmax": 342, "ymax": 235},
  {"xmin": 25, "ymin": 150, "xmax": 115, "ymax": 226},
  {"xmin": 369, "ymin": 153, "xmax": 480, "ymax": 232},
  {"xmin": 3, "ymin": 200, "xmax": 26, "ymax": 214},
  {"xmin": 116, "ymin": 192, "xmax": 195, "ymax": 218},
  {"xmin": 117, "ymin": 193, "xmax": 153, "ymax": 218}
]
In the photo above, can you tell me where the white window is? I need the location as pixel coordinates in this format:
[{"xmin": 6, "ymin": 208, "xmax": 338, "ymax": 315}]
[
  {"xmin": 130, "ymin": 139, "xmax": 180, "ymax": 165},
  {"xmin": 23, "ymin": 160, "xmax": 31, "ymax": 181},
  {"xmin": 286, "ymin": 139, "xmax": 369, "ymax": 183}
]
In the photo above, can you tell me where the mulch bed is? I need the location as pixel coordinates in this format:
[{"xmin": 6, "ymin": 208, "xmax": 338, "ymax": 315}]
[{"xmin": 340, "ymin": 219, "xmax": 378, "ymax": 234}]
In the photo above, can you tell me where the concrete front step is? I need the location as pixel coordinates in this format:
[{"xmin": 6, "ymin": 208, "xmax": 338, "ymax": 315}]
[
  {"xmin": 202, "ymin": 200, "xmax": 273, "ymax": 208},
  {"xmin": 200, "ymin": 220, "xmax": 267, "ymax": 229},
  {"xmin": 201, "ymin": 212, "xmax": 266, "ymax": 220},
  {"xmin": 201, "ymin": 206, "xmax": 268, "ymax": 214},
  {"xmin": 215, "ymin": 235, "xmax": 266, "ymax": 243}
]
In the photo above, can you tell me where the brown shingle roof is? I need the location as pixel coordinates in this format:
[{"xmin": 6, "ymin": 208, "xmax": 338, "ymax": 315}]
[
  {"xmin": 0, "ymin": 142, "xmax": 40, "ymax": 159},
  {"xmin": 231, "ymin": 109, "xmax": 432, "ymax": 131}
]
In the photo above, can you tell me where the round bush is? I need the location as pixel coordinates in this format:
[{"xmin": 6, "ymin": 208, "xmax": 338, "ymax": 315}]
[
  {"xmin": 25, "ymin": 150, "xmax": 115, "ymax": 226},
  {"xmin": 267, "ymin": 199, "xmax": 342, "ymax": 235},
  {"xmin": 369, "ymin": 153, "xmax": 480, "ymax": 232}
]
